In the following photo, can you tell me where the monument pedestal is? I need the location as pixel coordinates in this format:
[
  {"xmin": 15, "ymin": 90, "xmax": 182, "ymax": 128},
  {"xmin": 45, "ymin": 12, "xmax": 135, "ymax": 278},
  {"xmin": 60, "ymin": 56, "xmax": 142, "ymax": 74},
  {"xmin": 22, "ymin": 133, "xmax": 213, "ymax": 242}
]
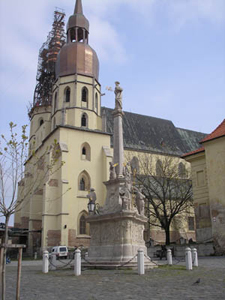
[{"xmin": 86, "ymin": 207, "xmax": 157, "ymax": 269}]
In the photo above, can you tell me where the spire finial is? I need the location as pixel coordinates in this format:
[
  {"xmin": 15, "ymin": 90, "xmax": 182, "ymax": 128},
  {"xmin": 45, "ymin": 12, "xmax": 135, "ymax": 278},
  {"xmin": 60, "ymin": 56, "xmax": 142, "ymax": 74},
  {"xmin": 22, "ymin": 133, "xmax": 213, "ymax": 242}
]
[{"xmin": 74, "ymin": 0, "xmax": 83, "ymax": 14}]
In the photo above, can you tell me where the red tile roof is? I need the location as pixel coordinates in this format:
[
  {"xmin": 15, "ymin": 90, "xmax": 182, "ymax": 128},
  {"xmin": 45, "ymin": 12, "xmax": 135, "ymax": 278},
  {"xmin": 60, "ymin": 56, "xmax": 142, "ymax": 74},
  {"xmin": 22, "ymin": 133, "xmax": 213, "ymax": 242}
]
[
  {"xmin": 182, "ymin": 119, "xmax": 225, "ymax": 158},
  {"xmin": 201, "ymin": 119, "xmax": 225, "ymax": 143},
  {"xmin": 182, "ymin": 146, "xmax": 205, "ymax": 158}
]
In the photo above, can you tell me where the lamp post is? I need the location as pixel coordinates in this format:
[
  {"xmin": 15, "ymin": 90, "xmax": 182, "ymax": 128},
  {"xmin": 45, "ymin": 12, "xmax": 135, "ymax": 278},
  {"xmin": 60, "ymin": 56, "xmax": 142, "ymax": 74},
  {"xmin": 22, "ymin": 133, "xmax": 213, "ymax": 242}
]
[{"xmin": 87, "ymin": 200, "xmax": 95, "ymax": 214}]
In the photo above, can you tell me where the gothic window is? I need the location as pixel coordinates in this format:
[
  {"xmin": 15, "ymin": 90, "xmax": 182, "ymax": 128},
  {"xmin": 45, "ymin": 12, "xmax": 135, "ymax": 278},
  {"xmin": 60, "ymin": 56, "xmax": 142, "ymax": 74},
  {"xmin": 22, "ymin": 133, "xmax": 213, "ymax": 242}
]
[
  {"xmin": 78, "ymin": 171, "xmax": 90, "ymax": 191},
  {"xmin": 188, "ymin": 217, "xmax": 195, "ymax": 231},
  {"xmin": 82, "ymin": 147, "xmax": 86, "ymax": 155},
  {"xmin": 79, "ymin": 215, "xmax": 86, "ymax": 234},
  {"xmin": 156, "ymin": 159, "xmax": 163, "ymax": 177},
  {"xmin": 65, "ymin": 87, "xmax": 71, "ymax": 103},
  {"xmin": 81, "ymin": 113, "xmax": 88, "ymax": 127},
  {"xmin": 95, "ymin": 93, "xmax": 98, "ymax": 113},
  {"xmin": 79, "ymin": 178, "xmax": 85, "ymax": 191},
  {"xmin": 54, "ymin": 92, "xmax": 58, "ymax": 113},
  {"xmin": 178, "ymin": 162, "xmax": 186, "ymax": 178},
  {"xmin": 82, "ymin": 87, "xmax": 88, "ymax": 104}
]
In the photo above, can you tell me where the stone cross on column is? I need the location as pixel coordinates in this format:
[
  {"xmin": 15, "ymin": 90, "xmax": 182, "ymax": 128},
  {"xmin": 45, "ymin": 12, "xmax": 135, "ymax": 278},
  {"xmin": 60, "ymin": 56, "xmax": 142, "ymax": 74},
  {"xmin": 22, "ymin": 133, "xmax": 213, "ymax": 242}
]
[{"xmin": 113, "ymin": 81, "xmax": 124, "ymax": 177}]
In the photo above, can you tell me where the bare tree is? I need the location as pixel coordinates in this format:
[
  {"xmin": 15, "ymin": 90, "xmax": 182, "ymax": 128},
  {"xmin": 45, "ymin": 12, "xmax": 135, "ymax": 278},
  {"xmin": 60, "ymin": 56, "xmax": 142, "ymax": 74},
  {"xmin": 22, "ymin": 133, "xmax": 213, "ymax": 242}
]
[
  {"xmin": 0, "ymin": 122, "xmax": 64, "ymax": 300},
  {"xmin": 130, "ymin": 154, "xmax": 193, "ymax": 245}
]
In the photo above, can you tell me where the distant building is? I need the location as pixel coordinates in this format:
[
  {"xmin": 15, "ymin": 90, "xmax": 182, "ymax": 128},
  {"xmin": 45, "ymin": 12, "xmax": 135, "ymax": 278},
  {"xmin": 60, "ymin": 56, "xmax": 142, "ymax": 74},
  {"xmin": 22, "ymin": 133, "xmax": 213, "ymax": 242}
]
[
  {"xmin": 183, "ymin": 120, "xmax": 225, "ymax": 254},
  {"xmin": 14, "ymin": 0, "xmax": 206, "ymax": 253}
]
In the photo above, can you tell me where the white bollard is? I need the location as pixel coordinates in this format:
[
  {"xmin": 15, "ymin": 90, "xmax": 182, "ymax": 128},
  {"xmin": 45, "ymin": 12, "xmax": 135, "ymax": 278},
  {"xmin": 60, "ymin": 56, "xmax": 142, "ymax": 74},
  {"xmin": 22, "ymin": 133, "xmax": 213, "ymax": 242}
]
[
  {"xmin": 192, "ymin": 248, "xmax": 198, "ymax": 267},
  {"xmin": 49, "ymin": 254, "xmax": 57, "ymax": 271},
  {"xmin": 167, "ymin": 249, "xmax": 173, "ymax": 266},
  {"xmin": 185, "ymin": 247, "xmax": 192, "ymax": 270},
  {"xmin": 34, "ymin": 252, "xmax": 37, "ymax": 260},
  {"xmin": 138, "ymin": 249, "xmax": 145, "ymax": 275},
  {"xmin": 85, "ymin": 252, "xmax": 88, "ymax": 261},
  {"xmin": 42, "ymin": 250, "xmax": 49, "ymax": 273},
  {"xmin": 74, "ymin": 249, "xmax": 81, "ymax": 276}
]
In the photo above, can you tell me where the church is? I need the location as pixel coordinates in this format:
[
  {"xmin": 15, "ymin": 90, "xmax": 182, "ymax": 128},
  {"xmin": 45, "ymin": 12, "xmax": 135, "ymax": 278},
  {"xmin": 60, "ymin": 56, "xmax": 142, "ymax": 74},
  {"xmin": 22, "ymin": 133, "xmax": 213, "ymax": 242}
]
[{"xmin": 14, "ymin": 0, "xmax": 206, "ymax": 254}]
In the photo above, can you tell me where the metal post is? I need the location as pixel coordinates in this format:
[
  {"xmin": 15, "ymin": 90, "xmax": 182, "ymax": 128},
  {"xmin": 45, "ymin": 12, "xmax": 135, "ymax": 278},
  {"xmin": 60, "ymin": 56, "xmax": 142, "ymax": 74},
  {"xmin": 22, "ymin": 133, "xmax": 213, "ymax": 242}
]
[
  {"xmin": 49, "ymin": 254, "xmax": 57, "ymax": 271},
  {"xmin": 42, "ymin": 250, "xmax": 49, "ymax": 273},
  {"xmin": 138, "ymin": 249, "xmax": 145, "ymax": 275},
  {"xmin": 192, "ymin": 248, "xmax": 198, "ymax": 267},
  {"xmin": 16, "ymin": 248, "xmax": 23, "ymax": 300},
  {"xmin": 167, "ymin": 248, "xmax": 173, "ymax": 266},
  {"xmin": 185, "ymin": 247, "xmax": 192, "ymax": 270},
  {"xmin": 74, "ymin": 249, "xmax": 81, "ymax": 276}
]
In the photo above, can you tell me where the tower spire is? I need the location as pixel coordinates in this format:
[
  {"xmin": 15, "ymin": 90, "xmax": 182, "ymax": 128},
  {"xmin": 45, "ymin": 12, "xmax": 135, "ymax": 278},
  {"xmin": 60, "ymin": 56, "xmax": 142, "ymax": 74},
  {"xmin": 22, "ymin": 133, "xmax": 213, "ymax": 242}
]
[{"xmin": 74, "ymin": 0, "xmax": 83, "ymax": 14}]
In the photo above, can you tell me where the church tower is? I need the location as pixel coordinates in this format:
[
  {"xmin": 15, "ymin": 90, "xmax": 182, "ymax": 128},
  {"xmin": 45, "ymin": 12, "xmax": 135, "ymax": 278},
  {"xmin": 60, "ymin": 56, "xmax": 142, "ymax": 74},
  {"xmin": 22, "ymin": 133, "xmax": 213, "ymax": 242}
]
[
  {"xmin": 52, "ymin": 0, "xmax": 102, "ymax": 131},
  {"xmin": 15, "ymin": 1, "xmax": 112, "ymax": 253}
]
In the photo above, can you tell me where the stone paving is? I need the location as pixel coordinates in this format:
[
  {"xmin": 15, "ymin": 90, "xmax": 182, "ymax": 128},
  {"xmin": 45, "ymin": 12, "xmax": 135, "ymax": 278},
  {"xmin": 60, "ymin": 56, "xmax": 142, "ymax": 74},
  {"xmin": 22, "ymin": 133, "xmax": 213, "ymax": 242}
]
[{"xmin": 5, "ymin": 257, "xmax": 225, "ymax": 300}]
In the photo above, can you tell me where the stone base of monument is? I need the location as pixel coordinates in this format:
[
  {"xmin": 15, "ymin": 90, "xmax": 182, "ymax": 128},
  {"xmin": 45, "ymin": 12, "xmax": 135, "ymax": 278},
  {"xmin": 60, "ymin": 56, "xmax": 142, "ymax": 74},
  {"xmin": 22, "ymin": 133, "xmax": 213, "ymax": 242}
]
[{"xmin": 85, "ymin": 211, "xmax": 157, "ymax": 269}]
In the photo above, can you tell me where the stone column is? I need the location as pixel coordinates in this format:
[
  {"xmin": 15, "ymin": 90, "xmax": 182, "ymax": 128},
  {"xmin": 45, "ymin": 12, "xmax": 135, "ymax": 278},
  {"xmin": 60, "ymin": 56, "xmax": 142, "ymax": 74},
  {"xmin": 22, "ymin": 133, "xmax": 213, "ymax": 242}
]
[{"xmin": 113, "ymin": 82, "xmax": 124, "ymax": 177}]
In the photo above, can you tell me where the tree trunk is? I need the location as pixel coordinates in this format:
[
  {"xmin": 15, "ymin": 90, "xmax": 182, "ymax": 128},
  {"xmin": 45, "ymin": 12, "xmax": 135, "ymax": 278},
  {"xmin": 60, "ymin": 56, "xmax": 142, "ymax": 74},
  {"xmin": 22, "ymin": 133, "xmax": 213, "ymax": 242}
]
[
  {"xmin": 165, "ymin": 227, "xmax": 170, "ymax": 245},
  {"xmin": 2, "ymin": 215, "xmax": 10, "ymax": 300}
]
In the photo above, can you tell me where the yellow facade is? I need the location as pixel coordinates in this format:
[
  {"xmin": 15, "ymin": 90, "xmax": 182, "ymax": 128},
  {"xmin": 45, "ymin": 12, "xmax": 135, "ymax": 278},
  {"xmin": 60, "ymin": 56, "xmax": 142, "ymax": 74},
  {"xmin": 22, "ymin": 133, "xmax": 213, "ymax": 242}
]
[{"xmin": 184, "ymin": 127, "xmax": 225, "ymax": 254}]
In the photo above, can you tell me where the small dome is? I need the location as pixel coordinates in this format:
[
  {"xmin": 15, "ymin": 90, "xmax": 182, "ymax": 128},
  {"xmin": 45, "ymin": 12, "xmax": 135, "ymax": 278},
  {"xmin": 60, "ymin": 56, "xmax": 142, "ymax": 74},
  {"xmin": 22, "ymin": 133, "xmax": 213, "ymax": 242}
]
[
  {"xmin": 55, "ymin": 42, "xmax": 99, "ymax": 80},
  {"xmin": 67, "ymin": 14, "xmax": 89, "ymax": 34}
]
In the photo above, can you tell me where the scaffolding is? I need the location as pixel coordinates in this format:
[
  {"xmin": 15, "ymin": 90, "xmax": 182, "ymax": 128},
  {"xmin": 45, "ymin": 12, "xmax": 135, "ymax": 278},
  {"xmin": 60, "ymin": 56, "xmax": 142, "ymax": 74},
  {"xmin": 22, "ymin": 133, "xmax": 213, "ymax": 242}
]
[{"xmin": 32, "ymin": 9, "xmax": 66, "ymax": 109}]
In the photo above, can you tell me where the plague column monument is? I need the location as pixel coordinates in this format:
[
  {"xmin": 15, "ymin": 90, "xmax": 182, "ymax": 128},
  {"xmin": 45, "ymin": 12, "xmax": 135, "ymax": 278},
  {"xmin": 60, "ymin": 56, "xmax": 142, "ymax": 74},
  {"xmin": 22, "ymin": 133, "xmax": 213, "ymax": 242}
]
[{"xmin": 87, "ymin": 82, "xmax": 156, "ymax": 268}]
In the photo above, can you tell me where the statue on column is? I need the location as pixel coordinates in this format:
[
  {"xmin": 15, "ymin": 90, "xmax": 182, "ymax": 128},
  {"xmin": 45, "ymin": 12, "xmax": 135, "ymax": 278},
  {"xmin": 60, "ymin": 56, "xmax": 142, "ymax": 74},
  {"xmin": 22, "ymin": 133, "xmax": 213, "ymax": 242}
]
[
  {"xmin": 114, "ymin": 81, "xmax": 123, "ymax": 110},
  {"xmin": 134, "ymin": 187, "xmax": 146, "ymax": 216}
]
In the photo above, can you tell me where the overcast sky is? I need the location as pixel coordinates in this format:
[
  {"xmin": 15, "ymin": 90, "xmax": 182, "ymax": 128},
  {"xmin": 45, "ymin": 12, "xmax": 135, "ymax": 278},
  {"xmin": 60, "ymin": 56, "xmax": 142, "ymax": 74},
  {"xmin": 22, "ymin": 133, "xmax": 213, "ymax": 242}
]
[{"xmin": 0, "ymin": 0, "xmax": 225, "ymax": 137}]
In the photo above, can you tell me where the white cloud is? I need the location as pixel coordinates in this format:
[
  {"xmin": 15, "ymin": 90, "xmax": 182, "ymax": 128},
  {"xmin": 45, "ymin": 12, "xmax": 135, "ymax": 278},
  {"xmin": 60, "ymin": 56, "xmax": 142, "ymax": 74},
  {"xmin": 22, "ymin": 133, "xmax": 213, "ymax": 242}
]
[
  {"xmin": 165, "ymin": 0, "xmax": 225, "ymax": 29},
  {"xmin": 89, "ymin": 16, "xmax": 128, "ymax": 64}
]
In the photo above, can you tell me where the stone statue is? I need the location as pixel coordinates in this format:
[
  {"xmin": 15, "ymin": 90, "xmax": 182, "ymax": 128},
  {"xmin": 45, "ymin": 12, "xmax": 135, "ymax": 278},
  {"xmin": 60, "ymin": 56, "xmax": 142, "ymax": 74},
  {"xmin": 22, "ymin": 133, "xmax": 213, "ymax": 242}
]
[
  {"xmin": 134, "ymin": 187, "xmax": 145, "ymax": 215},
  {"xmin": 119, "ymin": 180, "xmax": 132, "ymax": 211},
  {"xmin": 114, "ymin": 81, "xmax": 123, "ymax": 110},
  {"xmin": 123, "ymin": 162, "xmax": 131, "ymax": 180},
  {"xmin": 87, "ymin": 188, "xmax": 97, "ymax": 203},
  {"xmin": 109, "ymin": 162, "xmax": 117, "ymax": 180}
]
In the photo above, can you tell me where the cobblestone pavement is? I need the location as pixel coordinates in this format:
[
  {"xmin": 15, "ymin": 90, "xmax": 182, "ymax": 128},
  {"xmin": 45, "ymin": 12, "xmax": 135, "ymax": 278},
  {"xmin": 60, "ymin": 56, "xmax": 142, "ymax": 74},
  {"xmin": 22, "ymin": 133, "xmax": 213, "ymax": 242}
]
[{"xmin": 5, "ymin": 257, "xmax": 225, "ymax": 300}]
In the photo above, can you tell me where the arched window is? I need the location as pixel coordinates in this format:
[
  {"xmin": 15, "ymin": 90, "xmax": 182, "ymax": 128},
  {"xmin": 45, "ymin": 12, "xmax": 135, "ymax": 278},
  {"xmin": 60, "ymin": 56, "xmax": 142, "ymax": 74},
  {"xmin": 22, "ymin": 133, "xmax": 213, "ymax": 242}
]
[
  {"xmin": 78, "ymin": 171, "xmax": 91, "ymax": 191},
  {"xmin": 79, "ymin": 215, "xmax": 86, "ymax": 234},
  {"xmin": 178, "ymin": 162, "xmax": 186, "ymax": 178},
  {"xmin": 39, "ymin": 118, "xmax": 44, "ymax": 127},
  {"xmin": 81, "ymin": 143, "xmax": 91, "ymax": 161},
  {"xmin": 70, "ymin": 28, "xmax": 76, "ymax": 42},
  {"xmin": 82, "ymin": 87, "xmax": 88, "ymax": 106},
  {"xmin": 78, "ymin": 211, "xmax": 89, "ymax": 235},
  {"xmin": 54, "ymin": 92, "xmax": 58, "ymax": 112},
  {"xmin": 156, "ymin": 159, "xmax": 163, "ymax": 177},
  {"xmin": 95, "ymin": 93, "xmax": 98, "ymax": 113},
  {"xmin": 80, "ymin": 178, "xmax": 85, "ymax": 191},
  {"xmin": 81, "ymin": 113, "xmax": 88, "ymax": 127},
  {"xmin": 65, "ymin": 87, "xmax": 70, "ymax": 103}
]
